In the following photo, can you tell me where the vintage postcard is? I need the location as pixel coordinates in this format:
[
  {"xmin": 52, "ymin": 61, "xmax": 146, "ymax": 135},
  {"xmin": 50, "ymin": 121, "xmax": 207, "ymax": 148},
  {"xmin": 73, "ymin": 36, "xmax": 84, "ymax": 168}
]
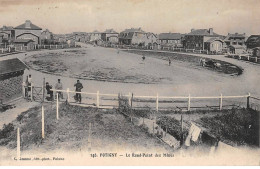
[{"xmin": 0, "ymin": 0, "xmax": 260, "ymax": 166}]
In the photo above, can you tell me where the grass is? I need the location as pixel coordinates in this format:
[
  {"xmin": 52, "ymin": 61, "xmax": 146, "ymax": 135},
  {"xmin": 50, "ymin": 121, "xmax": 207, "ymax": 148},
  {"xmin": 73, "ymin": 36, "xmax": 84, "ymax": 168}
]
[
  {"xmin": 0, "ymin": 103, "xmax": 171, "ymax": 152},
  {"xmin": 125, "ymin": 50, "xmax": 243, "ymax": 75}
]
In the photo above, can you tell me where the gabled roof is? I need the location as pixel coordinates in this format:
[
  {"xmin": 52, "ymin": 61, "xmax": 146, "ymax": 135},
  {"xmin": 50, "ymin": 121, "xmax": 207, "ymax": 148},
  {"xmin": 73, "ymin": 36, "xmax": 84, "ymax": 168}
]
[
  {"xmin": 187, "ymin": 29, "xmax": 220, "ymax": 36},
  {"xmin": 15, "ymin": 20, "xmax": 42, "ymax": 30},
  {"xmin": 205, "ymin": 37, "xmax": 224, "ymax": 43},
  {"xmin": 0, "ymin": 58, "xmax": 28, "ymax": 75},
  {"xmin": 159, "ymin": 33, "xmax": 182, "ymax": 40},
  {"xmin": 13, "ymin": 39, "xmax": 34, "ymax": 43},
  {"xmin": 103, "ymin": 29, "xmax": 118, "ymax": 34}
]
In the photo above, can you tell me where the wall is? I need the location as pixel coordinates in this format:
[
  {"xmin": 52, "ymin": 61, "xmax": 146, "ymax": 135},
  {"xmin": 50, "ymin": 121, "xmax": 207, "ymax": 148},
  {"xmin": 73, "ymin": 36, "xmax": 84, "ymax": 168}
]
[
  {"xmin": 15, "ymin": 29, "xmax": 41, "ymax": 44},
  {"xmin": 0, "ymin": 71, "xmax": 24, "ymax": 103}
]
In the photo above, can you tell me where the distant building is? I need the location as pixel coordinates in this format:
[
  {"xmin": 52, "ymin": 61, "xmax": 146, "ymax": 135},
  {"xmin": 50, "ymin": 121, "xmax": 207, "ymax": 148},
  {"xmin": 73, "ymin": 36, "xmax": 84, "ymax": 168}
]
[
  {"xmin": 0, "ymin": 26, "xmax": 15, "ymax": 43},
  {"xmin": 0, "ymin": 34, "xmax": 3, "ymax": 45},
  {"xmin": 224, "ymin": 33, "xmax": 247, "ymax": 49},
  {"xmin": 159, "ymin": 33, "xmax": 183, "ymax": 48},
  {"xmin": 184, "ymin": 28, "xmax": 223, "ymax": 51},
  {"xmin": 101, "ymin": 29, "xmax": 119, "ymax": 44},
  {"xmin": 53, "ymin": 34, "xmax": 67, "ymax": 44},
  {"xmin": 246, "ymin": 35, "xmax": 260, "ymax": 49},
  {"xmin": 41, "ymin": 29, "xmax": 53, "ymax": 40},
  {"xmin": 14, "ymin": 20, "xmax": 42, "ymax": 44},
  {"xmin": 13, "ymin": 39, "xmax": 35, "ymax": 50},
  {"xmin": 229, "ymin": 45, "xmax": 246, "ymax": 54},
  {"xmin": 89, "ymin": 30, "xmax": 102, "ymax": 43},
  {"xmin": 118, "ymin": 27, "xmax": 156, "ymax": 47},
  {"xmin": 73, "ymin": 32, "xmax": 88, "ymax": 42},
  {"xmin": 204, "ymin": 37, "xmax": 224, "ymax": 53},
  {"xmin": 0, "ymin": 58, "xmax": 28, "ymax": 104}
]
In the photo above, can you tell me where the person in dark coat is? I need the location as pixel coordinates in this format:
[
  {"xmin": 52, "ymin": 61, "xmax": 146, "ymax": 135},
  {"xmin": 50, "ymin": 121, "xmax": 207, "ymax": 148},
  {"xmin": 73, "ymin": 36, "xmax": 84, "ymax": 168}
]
[
  {"xmin": 45, "ymin": 82, "xmax": 53, "ymax": 101},
  {"xmin": 74, "ymin": 80, "xmax": 83, "ymax": 103}
]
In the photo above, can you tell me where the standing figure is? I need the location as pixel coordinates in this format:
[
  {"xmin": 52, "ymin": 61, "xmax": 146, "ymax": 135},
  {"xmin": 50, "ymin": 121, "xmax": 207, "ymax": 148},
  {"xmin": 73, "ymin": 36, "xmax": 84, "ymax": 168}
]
[
  {"xmin": 24, "ymin": 76, "xmax": 29, "ymax": 99},
  {"xmin": 74, "ymin": 80, "xmax": 83, "ymax": 103},
  {"xmin": 169, "ymin": 58, "xmax": 171, "ymax": 66},
  {"xmin": 27, "ymin": 74, "xmax": 32, "ymax": 98},
  {"xmin": 45, "ymin": 82, "xmax": 54, "ymax": 101},
  {"xmin": 55, "ymin": 79, "xmax": 63, "ymax": 99}
]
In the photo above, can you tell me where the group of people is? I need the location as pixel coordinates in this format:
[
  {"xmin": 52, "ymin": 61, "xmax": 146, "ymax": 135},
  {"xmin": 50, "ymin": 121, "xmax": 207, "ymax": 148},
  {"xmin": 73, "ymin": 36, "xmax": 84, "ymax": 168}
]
[{"xmin": 45, "ymin": 79, "xmax": 84, "ymax": 103}]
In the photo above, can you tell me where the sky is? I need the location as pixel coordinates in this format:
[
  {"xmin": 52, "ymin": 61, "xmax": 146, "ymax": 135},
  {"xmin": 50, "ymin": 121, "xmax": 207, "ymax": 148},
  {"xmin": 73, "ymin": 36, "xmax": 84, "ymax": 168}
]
[{"xmin": 0, "ymin": 0, "xmax": 259, "ymax": 35}]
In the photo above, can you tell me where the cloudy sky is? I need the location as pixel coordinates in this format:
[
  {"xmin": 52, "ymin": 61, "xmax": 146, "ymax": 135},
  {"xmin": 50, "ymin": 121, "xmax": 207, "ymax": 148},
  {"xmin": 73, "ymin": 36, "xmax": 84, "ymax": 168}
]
[{"xmin": 0, "ymin": 0, "xmax": 259, "ymax": 35}]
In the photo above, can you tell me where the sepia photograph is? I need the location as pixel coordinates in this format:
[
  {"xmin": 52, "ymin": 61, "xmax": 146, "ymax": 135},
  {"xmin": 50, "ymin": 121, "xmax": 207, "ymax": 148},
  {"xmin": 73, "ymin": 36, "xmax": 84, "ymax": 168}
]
[{"xmin": 0, "ymin": 0, "xmax": 260, "ymax": 166}]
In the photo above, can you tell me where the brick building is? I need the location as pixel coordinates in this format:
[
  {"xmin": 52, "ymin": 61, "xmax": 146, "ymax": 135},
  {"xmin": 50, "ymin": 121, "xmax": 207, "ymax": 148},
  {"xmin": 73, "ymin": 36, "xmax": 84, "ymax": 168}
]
[
  {"xmin": 159, "ymin": 33, "xmax": 183, "ymax": 48},
  {"xmin": 14, "ymin": 20, "xmax": 42, "ymax": 45},
  {"xmin": 101, "ymin": 29, "xmax": 119, "ymax": 44},
  {"xmin": 184, "ymin": 28, "xmax": 223, "ymax": 51},
  {"xmin": 0, "ymin": 58, "xmax": 28, "ymax": 104}
]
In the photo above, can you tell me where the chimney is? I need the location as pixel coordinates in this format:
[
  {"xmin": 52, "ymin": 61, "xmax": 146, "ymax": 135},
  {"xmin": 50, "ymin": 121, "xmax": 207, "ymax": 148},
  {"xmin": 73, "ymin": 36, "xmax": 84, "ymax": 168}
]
[
  {"xmin": 209, "ymin": 28, "xmax": 213, "ymax": 35},
  {"xmin": 25, "ymin": 20, "xmax": 31, "ymax": 28}
]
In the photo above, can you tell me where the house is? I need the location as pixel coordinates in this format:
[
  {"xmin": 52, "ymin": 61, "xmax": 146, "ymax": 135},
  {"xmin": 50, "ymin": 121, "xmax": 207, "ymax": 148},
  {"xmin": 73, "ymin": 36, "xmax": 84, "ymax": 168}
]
[
  {"xmin": 73, "ymin": 32, "xmax": 88, "ymax": 42},
  {"xmin": 53, "ymin": 34, "xmax": 67, "ymax": 44},
  {"xmin": 101, "ymin": 29, "xmax": 119, "ymax": 44},
  {"xmin": 119, "ymin": 27, "xmax": 156, "ymax": 47},
  {"xmin": 224, "ymin": 33, "xmax": 247, "ymax": 47},
  {"xmin": 14, "ymin": 20, "xmax": 42, "ymax": 44},
  {"xmin": 252, "ymin": 47, "xmax": 260, "ymax": 58},
  {"xmin": 229, "ymin": 45, "xmax": 246, "ymax": 54},
  {"xmin": 0, "ymin": 26, "xmax": 15, "ymax": 43},
  {"xmin": 0, "ymin": 58, "xmax": 28, "ymax": 103},
  {"xmin": 204, "ymin": 37, "xmax": 224, "ymax": 53},
  {"xmin": 0, "ymin": 34, "xmax": 3, "ymax": 45},
  {"xmin": 41, "ymin": 29, "xmax": 54, "ymax": 45},
  {"xmin": 89, "ymin": 30, "xmax": 102, "ymax": 43},
  {"xmin": 146, "ymin": 32, "xmax": 158, "ymax": 48},
  {"xmin": 159, "ymin": 33, "xmax": 183, "ymax": 48},
  {"xmin": 184, "ymin": 28, "xmax": 223, "ymax": 51},
  {"xmin": 246, "ymin": 35, "xmax": 260, "ymax": 49},
  {"xmin": 13, "ymin": 39, "xmax": 35, "ymax": 50}
]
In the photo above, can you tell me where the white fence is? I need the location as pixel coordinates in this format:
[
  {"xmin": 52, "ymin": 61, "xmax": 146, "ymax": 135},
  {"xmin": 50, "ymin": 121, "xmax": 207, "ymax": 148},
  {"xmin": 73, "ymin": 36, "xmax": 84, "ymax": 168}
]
[{"xmin": 48, "ymin": 88, "xmax": 251, "ymax": 113}]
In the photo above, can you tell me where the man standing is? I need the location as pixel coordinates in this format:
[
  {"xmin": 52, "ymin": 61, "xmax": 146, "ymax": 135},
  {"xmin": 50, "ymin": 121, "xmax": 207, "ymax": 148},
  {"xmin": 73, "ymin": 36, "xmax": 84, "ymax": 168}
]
[
  {"xmin": 55, "ymin": 79, "xmax": 63, "ymax": 99},
  {"xmin": 45, "ymin": 82, "xmax": 54, "ymax": 101},
  {"xmin": 74, "ymin": 80, "xmax": 83, "ymax": 103}
]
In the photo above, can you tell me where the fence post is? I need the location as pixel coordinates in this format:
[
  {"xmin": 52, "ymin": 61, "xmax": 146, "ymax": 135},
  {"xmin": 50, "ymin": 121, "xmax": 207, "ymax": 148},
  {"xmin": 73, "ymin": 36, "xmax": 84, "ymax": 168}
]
[
  {"xmin": 31, "ymin": 83, "xmax": 33, "ymax": 101},
  {"xmin": 42, "ymin": 78, "xmax": 45, "ymax": 103},
  {"xmin": 88, "ymin": 123, "xmax": 92, "ymax": 152},
  {"xmin": 153, "ymin": 121, "xmax": 155, "ymax": 136},
  {"xmin": 256, "ymin": 57, "xmax": 258, "ymax": 63},
  {"xmin": 17, "ymin": 127, "xmax": 20, "ymax": 160},
  {"xmin": 128, "ymin": 92, "xmax": 131, "ymax": 105},
  {"xmin": 42, "ymin": 106, "xmax": 45, "ymax": 139},
  {"xmin": 96, "ymin": 91, "xmax": 99, "ymax": 108},
  {"xmin": 44, "ymin": 45, "xmax": 45, "ymax": 49},
  {"xmin": 1, "ymin": 48, "xmax": 3, "ymax": 53},
  {"xmin": 219, "ymin": 93, "xmax": 223, "ymax": 110},
  {"xmin": 188, "ymin": 94, "xmax": 191, "ymax": 111},
  {"xmin": 56, "ymin": 45, "xmax": 58, "ymax": 49},
  {"xmin": 67, "ymin": 88, "xmax": 70, "ymax": 102},
  {"xmin": 56, "ymin": 93, "xmax": 59, "ymax": 120},
  {"xmin": 156, "ymin": 93, "xmax": 159, "ymax": 112},
  {"xmin": 247, "ymin": 93, "xmax": 250, "ymax": 109},
  {"xmin": 248, "ymin": 56, "xmax": 250, "ymax": 60}
]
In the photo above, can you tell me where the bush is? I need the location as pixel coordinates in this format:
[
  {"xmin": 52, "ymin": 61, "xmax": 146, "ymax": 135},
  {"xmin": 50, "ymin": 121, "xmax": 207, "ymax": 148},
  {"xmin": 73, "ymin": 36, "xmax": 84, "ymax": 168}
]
[{"xmin": 0, "ymin": 123, "xmax": 14, "ymax": 139}]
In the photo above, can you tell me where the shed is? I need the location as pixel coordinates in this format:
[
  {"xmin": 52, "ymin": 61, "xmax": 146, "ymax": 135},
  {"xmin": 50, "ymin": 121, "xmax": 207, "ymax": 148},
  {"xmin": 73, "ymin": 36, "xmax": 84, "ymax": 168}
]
[
  {"xmin": 229, "ymin": 45, "xmax": 246, "ymax": 54},
  {"xmin": 0, "ymin": 58, "xmax": 28, "ymax": 103},
  {"xmin": 13, "ymin": 39, "xmax": 35, "ymax": 50}
]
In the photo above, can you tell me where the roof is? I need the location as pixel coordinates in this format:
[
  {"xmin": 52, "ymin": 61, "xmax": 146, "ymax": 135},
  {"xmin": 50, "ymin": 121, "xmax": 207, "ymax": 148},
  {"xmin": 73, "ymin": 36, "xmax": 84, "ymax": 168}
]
[
  {"xmin": 187, "ymin": 29, "xmax": 220, "ymax": 36},
  {"xmin": 0, "ymin": 58, "xmax": 28, "ymax": 75},
  {"xmin": 246, "ymin": 35, "xmax": 260, "ymax": 43},
  {"xmin": 15, "ymin": 20, "xmax": 42, "ymax": 30},
  {"xmin": 121, "ymin": 28, "xmax": 145, "ymax": 33},
  {"xmin": 205, "ymin": 37, "xmax": 224, "ymax": 43},
  {"xmin": 159, "ymin": 33, "xmax": 182, "ymax": 40},
  {"xmin": 73, "ymin": 32, "xmax": 87, "ymax": 35},
  {"xmin": 0, "ymin": 26, "xmax": 14, "ymax": 31},
  {"xmin": 13, "ymin": 39, "xmax": 34, "ymax": 43},
  {"xmin": 103, "ymin": 29, "xmax": 118, "ymax": 34}
]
